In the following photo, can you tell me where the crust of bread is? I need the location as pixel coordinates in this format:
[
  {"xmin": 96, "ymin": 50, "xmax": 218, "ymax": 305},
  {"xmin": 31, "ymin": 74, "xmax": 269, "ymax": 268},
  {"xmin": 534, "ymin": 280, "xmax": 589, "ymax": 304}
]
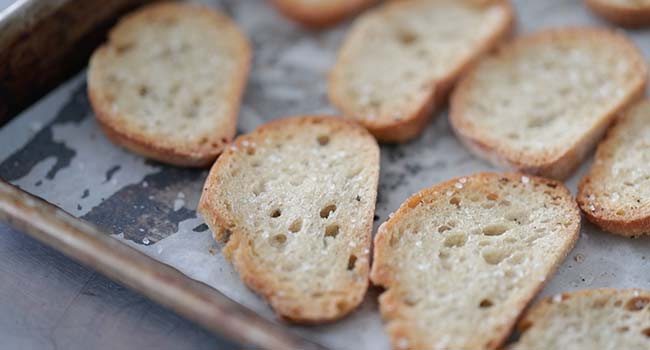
[
  {"xmin": 586, "ymin": 0, "xmax": 650, "ymax": 27},
  {"xmin": 371, "ymin": 172, "xmax": 580, "ymax": 350},
  {"xmin": 577, "ymin": 100, "xmax": 650, "ymax": 237},
  {"xmin": 198, "ymin": 115, "xmax": 379, "ymax": 323},
  {"xmin": 328, "ymin": 0, "xmax": 514, "ymax": 143},
  {"xmin": 450, "ymin": 27, "xmax": 647, "ymax": 180},
  {"xmin": 271, "ymin": 0, "xmax": 377, "ymax": 28},
  {"xmin": 512, "ymin": 288, "xmax": 650, "ymax": 348},
  {"xmin": 88, "ymin": 2, "xmax": 251, "ymax": 167}
]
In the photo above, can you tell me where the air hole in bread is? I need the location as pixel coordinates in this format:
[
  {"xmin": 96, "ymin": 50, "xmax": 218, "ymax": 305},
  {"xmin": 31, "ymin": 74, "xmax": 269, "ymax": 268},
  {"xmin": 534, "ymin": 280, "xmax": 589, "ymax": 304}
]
[
  {"xmin": 449, "ymin": 197, "xmax": 461, "ymax": 208},
  {"xmin": 138, "ymin": 85, "xmax": 149, "ymax": 97},
  {"xmin": 347, "ymin": 255, "xmax": 357, "ymax": 270},
  {"xmin": 483, "ymin": 224, "xmax": 508, "ymax": 236},
  {"xmin": 642, "ymin": 328, "xmax": 650, "ymax": 337},
  {"xmin": 317, "ymin": 135, "xmax": 330, "ymax": 146},
  {"xmin": 482, "ymin": 247, "xmax": 510, "ymax": 265},
  {"xmin": 252, "ymin": 181, "xmax": 266, "ymax": 196},
  {"xmin": 438, "ymin": 225, "xmax": 451, "ymax": 233},
  {"xmin": 246, "ymin": 147, "xmax": 255, "ymax": 155},
  {"xmin": 115, "ymin": 42, "xmax": 134, "ymax": 54},
  {"xmin": 289, "ymin": 218, "xmax": 302, "ymax": 233},
  {"xmin": 625, "ymin": 297, "xmax": 650, "ymax": 311},
  {"xmin": 505, "ymin": 209, "xmax": 528, "ymax": 224},
  {"xmin": 443, "ymin": 232, "xmax": 466, "ymax": 247},
  {"xmin": 482, "ymin": 202, "xmax": 495, "ymax": 210},
  {"xmin": 270, "ymin": 209, "xmax": 281, "ymax": 218},
  {"xmin": 320, "ymin": 204, "xmax": 337, "ymax": 218},
  {"xmin": 404, "ymin": 296, "xmax": 418, "ymax": 306},
  {"xmin": 478, "ymin": 240, "xmax": 490, "ymax": 247},
  {"xmin": 346, "ymin": 167, "xmax": 362, "ymax": 179},
  {"xmin": 479, "ymin": 299, "xmax": 493, "ymax": 308},
  {"xmin": 336, "ymin": 301, "xmax": 348, "ymax": 312},
  {"xmin": 469, "ymin": 194, "xmax": 480, "ymax": 202},
  {"xmin": 614, "ymin": 300, "xmax": 623, "ymax": 307},
  {"xmin": 397, "ymin": 29, "xmax": 417, "ymax": 45},
  {"xmin": 486, "ymin": 193, "xmax": 499, "ymax": 201},
  {"xmin": 509, "ymin": 253, "xmax": 525, "ymax": 265},
  {"xmin": 616, "ymin": 326, "xmax": 629, "ymax": 333},
  {"xmin": 439, "ymin": 249, "xmax": 450, "ymax": 260},
  {"xmin": 271, "ymin": 234, "xmax": 287, "ymax": 247},
  {"xmin": 325, "ymin": 224, "xmax": 340, "ymax": 238}
]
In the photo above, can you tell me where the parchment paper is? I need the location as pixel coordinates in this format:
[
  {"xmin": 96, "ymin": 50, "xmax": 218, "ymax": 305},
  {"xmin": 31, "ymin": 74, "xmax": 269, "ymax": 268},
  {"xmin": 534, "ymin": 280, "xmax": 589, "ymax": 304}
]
[{"xmin": 2, "ymin": 1, "xmax": 650, "ymax": 349}]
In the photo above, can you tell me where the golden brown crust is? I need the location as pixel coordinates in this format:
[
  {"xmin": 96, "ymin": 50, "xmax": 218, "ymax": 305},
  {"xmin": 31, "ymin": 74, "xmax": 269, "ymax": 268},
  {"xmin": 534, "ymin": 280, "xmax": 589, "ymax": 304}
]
[
  {"xmin": 586, "ymin": 0, "xmax": 650, "ymax": 27},
  {"xmin": 328, "ymin": 0, "xmax": 515, "ymax": 143},
  {"xmin": 515, "ymin": 288, "xmax": 650, "ymax": 341},
  {"xmin": 450, "ymin": 27, "xmax": 647, "ymax": 180},
  {"xmin": 371, "ymin": 172, "xmax": 580, "ymax": 349},
  {"xmin": 87, "ymin": 2, "xmax": 251, "ymax": 167},
  {"xmin": 271, "ymin": 0, "xmax": 378, "ymax": 28},
  {"xmin": 577, "ymin": 101, "xmax": 650, "ymax": 237},
  {"xmin": 198, "ymin": 115, "xmax": 379, "ymax": 324}
]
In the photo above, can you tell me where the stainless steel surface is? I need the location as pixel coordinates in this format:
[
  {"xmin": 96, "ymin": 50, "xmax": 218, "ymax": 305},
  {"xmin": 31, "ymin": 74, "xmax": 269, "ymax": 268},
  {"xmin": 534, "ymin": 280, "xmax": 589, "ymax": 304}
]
[{"xmin": 2, "ymin": 1, "xmax": 650, "ymax": 349}]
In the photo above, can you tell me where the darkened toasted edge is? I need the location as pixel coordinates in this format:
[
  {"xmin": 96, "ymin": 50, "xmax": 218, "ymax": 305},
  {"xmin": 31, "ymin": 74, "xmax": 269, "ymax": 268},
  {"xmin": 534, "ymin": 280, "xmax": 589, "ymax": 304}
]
[
  {"xmin": 198, "ymin": 115, "xmax": 380, "ymax": 323},
  {"xmin": 514, "ymin": 288, "xmax": 650, "ymax": 341},
  {"xmin": 328, "ymin": 0, "xmax": 515, "ymax": 143},
  {"xmin": 87, "ymin": 2, "xmax": 252, "ymax": 167},
  {"xmin": 577, "ymin": 107, "xmax": 650, "ymax": 237},
  {"xmin": 450, "ymin": 27, "xmax": 648, "ymax": 179},
  {"xmin": 370, "ymin": 172, "xmax": 580, "ymax": 349}
]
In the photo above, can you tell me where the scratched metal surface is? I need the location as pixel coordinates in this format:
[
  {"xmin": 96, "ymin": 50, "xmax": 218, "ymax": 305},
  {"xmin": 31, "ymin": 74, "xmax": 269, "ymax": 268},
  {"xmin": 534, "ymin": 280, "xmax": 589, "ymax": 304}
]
[{"xmin": 2, "ymin": 1, "xmax": 650, "ymax": 349}]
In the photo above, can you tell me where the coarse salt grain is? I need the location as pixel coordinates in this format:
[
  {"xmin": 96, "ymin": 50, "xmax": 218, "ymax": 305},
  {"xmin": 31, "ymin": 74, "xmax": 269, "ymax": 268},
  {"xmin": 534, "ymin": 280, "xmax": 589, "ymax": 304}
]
[{"xmin": 521, "ymin": 176, "xmax": 529, "ymax": 184}]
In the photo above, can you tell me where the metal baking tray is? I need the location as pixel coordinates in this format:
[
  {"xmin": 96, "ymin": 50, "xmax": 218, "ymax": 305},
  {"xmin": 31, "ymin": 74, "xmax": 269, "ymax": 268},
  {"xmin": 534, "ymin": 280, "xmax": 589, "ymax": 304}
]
[{"xmin": 2, "ymin": 1, "xmax": 650, "ymax": 349}]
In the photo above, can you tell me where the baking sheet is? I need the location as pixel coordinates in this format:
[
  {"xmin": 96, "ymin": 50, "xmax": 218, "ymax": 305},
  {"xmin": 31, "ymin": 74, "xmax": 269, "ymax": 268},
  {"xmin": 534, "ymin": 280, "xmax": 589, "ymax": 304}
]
[{"xmin": 2, "ymin": 0, "xmax": 650, "ymax": 349}]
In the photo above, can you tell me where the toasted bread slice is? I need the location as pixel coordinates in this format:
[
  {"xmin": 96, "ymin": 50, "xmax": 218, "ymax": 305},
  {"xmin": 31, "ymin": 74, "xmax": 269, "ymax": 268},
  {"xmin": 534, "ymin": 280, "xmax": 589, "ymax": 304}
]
[
  {"xmin": 88, "ymin": 2, "xmax": 251, "ymax": 167},
  {"xmin": 586, "ymin": 0, "xmax": 650, "ymax": 27},
  {"xmin": 577, "ymin": 100, "xmax": 650, "ymax": 237},
  {"xmin": 450, "ymin": 27, "xmax": 647, "ymax": 179},
  {"xmin": 271, "ymin": 0, "xmax": 377, "ymax": 28},
  {"xmin": 370, "ymin": 173, "xmax": 580, "ymax": 350},
  {"xmin": 198, "ymin": 116, "xmax": 379, "ymax": 323},
  {"xmin": 510, "ymin": 289, "xmax": 650, "ymax": 349},
  {"xmin": 328, "ymin": 0, "xmax": 513, "ymax": 143}
]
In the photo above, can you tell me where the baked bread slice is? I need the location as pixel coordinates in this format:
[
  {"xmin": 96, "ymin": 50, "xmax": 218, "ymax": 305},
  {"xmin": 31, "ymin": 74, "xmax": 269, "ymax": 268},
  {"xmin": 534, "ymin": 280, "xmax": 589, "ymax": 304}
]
[
  {"xmin": 586, "ymin": 0, "xmax": 650, "ymax": 27},
  {"xmin": 271, "ymin": 0, "xmax": 377, "ymax": 28},
  {"xmin": 198, "ymin": 116, "xmax": 379, "ymax": 323},
  {"xmin": 370, "ymin": 172, "xmax": 580, "ymax": 350},
  {"xmin": 577, "ymin": 100, "xmax": 650, "ymax": 237},
  {"xmin": 328, "ymin": 0, "xmax": 513, "ymax": 143},
  {"xmin": 88, "ymin": 2, "xmax": 251, "ymax": 167},
  {"xmin": 510, "ymin": 289, "xmax": 650, "ymax": 350},
  {"xmin": 450, "ymin": 27, "xmax": 647, "ymax": 179}
]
